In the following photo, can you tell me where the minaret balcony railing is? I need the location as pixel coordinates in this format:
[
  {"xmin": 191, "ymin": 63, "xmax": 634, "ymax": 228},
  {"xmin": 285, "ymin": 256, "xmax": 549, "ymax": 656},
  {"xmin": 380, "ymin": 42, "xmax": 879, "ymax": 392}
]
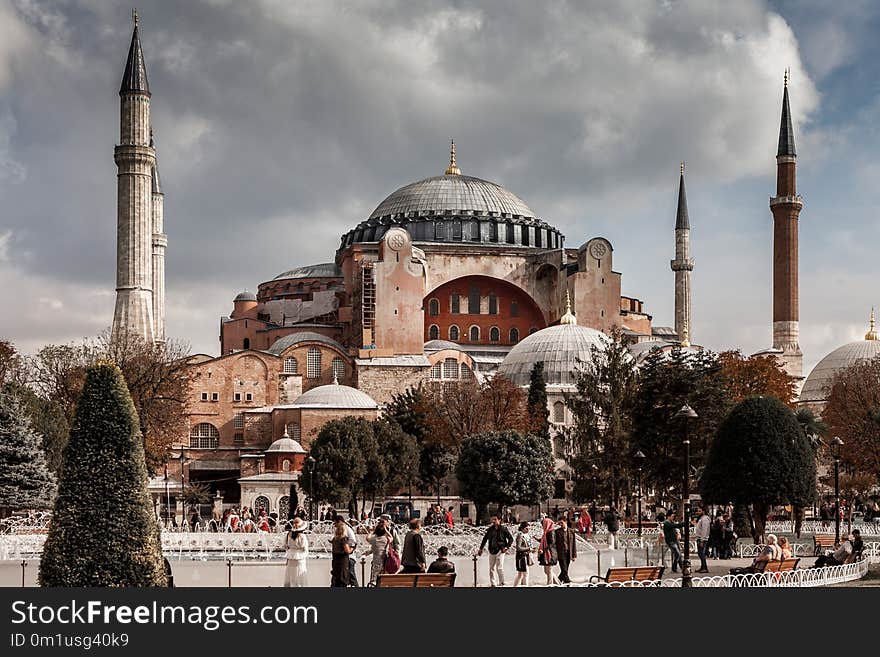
[
  {"xmin": 670, "ymin": 258, "xmax": 694, "ymax": 272},
  {"xmin": 769, "ymin": 195, "xmax": 803, "ymax": 209}
]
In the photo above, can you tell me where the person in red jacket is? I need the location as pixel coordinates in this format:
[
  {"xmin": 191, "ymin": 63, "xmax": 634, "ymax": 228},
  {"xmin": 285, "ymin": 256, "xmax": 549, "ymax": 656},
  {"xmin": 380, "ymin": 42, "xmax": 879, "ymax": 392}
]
[
  {"xmin": 445, "ymin": 507, "xmax": 454, "ymax": 528},
  {"xmin": 576, "ymin": 507, "xmax": 592, "ymax": 537}
]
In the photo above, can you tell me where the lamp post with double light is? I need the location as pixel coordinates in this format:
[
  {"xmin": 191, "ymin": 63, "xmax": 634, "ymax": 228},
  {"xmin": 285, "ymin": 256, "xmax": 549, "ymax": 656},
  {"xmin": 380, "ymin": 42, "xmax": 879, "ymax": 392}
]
[
  {"xmin": 634, "ymin": 450, "xmax": 646, "ymax": 538},
  {"xmin": 831, "ymin": 436, "xmax": 843, "ymax": 545},
  {"xmin": 674, "ymin": 404, "xmax": 698, "ymax": 587}
]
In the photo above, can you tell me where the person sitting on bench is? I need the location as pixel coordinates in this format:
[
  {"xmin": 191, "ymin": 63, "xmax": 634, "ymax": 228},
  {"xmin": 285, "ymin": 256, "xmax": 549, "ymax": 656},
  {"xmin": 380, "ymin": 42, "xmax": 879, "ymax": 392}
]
[
  {"xmin": 427, "ymin": 546, "xmax": 456, "ymax": 574},
  {"xmin": 729, "ymin": 534, "xmax": 780, "ymax": 575},
  {"xmin": 814, "ymin": 534, "xmax": 854, "ymax": 568}
]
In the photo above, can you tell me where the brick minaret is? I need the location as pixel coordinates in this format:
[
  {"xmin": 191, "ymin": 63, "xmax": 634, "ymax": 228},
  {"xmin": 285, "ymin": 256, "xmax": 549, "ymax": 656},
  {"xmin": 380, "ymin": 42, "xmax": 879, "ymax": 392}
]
[
  {"xmin": 112, "ymin": 11, "xmax": 156, "ymax": 343},
  {"xmin": 150, "ymin": 132, "xmax": 166, "ymax": 343},
  {"xmin": 770, "ymin": 70, "xmax": 803, "ymax": 378},
  {"xmin": 670, "ymin": 161, "xmax": 693, "ymax": 346}
]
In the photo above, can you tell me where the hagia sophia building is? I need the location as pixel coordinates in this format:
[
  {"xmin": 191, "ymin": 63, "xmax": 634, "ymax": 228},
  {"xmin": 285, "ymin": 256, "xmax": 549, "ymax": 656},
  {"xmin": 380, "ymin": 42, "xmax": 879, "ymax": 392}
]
[{"xmin": 110, "ymin": 18, "xmax": 877, "ymax": 518}]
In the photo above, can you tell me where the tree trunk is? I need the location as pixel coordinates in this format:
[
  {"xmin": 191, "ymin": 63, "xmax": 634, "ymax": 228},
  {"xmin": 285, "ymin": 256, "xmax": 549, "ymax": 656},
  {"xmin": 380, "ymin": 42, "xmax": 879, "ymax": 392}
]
[
  {"xmin": 745, "ymin": 504, "xmax": 757, "ymax": 544},
  {"xmin": 752, "ymin": 502, "xmax": 769, "ymax": 544},
  {"xmin": 475, "ymin": 502, "xmax": 489, "ymax": 525},
  {"xmin": 793, "ymin": 504, "xmax": 805, "ymax": 538}
]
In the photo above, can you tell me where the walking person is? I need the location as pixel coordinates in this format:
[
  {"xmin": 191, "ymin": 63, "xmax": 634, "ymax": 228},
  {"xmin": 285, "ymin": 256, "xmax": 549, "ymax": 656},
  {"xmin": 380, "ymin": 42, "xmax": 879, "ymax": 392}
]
[
  {"xmin": 283, "ymin": 517, "xmax": 309, "ymax": 587},
  {"xmin": 401, "ymin": 518, "xmax": 426, "ymax": 574},
  {"xmin": 660, "ymin": 511, "xmax": 686, "ymax": 573},
  {"xmin": 604, "ymin": 505, "xmax": 621, "ymax": 550},
  {"xmin": 694, "ymin": 507, "xmax": 711, "ymax": 573},
  {"xmin": 554, "ymin": 517, "xmax": 577, "ymax": 584},
  {"xmin": 538, "ymin": 517, "xmax": 560, "ymax": 585},
  {"xmin": 513, "ymin": 521, "xmax": 534, "ymax": 587},
  {"xmin": 477, "ymin": 515, "xmax": 514, "ymax": 587},
  {"xmin": 576, "ymin": 507, "xmax": 592, "ymax": 537},
  {"xmin": 330, "ymin": 521, "xmax": 352, "ymax": 587},
  {"xmin": 366, "ymin": 523, "xmax": 392, "ymax": 585}
]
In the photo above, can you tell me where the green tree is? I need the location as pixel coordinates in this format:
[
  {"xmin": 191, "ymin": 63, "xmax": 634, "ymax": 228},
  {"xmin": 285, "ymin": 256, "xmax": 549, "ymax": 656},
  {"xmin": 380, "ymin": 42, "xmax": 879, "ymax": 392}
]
[
  {"xmin": 5, "ymin": 383, "xmax": 68, "ymax": 474},
  {"xmin": 385, "ymin": 386, "xmax": 430, "ymax": 443},
  {"xmin": 298, "ymin": 417, "xmax": 369, "ymax": 507},
  {"xmin": 699, "ymin": 396, "xmax": 816, "ymax": 543},
  {"xmin": 39, "ymin": 364, "xmax": 166, "ymax": 586},
  {"xmin": 419, "ymin": 443, "xmax": 458, "ymax": 504},
  {"xmin": 565, "ymin": 329, "xmax": 637, "ymax": 505},
  {"xmin": 456, "ymin": 431, "xmax": 554, "ymax": 524},
  {"xmin": 375, "ymin": 419, "xmax": 418, "ymax": 497},
  {"xmin": 630, "ymin": 346, "xmax": 731, "ymax": 504},
  {"xmin": 527, "ymin": 362, "xmax": 550, "ymax": 438},
  {"xmin": 0, "ymin": 389, "xmax": 56, "ymax": 518}
]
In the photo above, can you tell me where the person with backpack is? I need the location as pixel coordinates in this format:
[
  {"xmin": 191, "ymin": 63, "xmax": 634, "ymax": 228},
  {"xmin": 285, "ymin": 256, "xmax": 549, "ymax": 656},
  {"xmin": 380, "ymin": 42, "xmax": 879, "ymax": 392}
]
[
  {"xmin": 477, "ymin": 515, "xmax": 514, "ymax": 587},
  {"xmin": 604, "ymin": 505, "xmax": 621, "ymax": 550}
]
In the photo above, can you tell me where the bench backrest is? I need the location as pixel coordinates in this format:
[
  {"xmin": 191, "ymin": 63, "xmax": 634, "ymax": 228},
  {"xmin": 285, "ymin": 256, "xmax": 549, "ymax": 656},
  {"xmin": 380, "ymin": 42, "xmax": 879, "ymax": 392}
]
[
  {"xmin": 814, "ymin": 535, "xmax": 836, "ymax": 546},
  {"xmin": 376, "ymin": 573, "xmax": 456, "ymax": 588},
  {"xmin": 604, "ymin": 566, "xmax": 663, "ymax": 582}
]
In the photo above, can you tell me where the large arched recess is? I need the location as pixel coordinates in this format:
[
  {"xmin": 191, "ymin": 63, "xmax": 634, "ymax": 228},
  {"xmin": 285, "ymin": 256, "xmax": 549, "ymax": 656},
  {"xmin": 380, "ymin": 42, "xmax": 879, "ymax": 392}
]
[{"xmin": 424, "ymin": 275, "xmax": 546, "ymax": 346}]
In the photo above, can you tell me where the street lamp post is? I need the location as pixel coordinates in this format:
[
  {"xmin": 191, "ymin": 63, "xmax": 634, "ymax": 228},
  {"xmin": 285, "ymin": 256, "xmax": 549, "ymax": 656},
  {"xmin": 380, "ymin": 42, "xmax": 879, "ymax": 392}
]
[
  {"xmin": 634, "ymin": 450, "xmax": 646, "ymax": 538},
  {"xmin": 675, "ymin": 404, "xmax": 698, "ymax": 588},
  {"xmin": 306, "ymin": 456, "xmax": 316, "ymax": 524},
  {"xmin": 179, "ymin": 451, "xmax": 187, "ymax": 527},
  {"xmin": 591, "ymin": 463, "xmax": 599, "ymax": 506},
  {"xmin": 831, "ymin": 436, "xmax": 843, "ymax": 545},
  {"xmin": 163, "ymin": 463, "xmax": 170, "ymax": 529}
]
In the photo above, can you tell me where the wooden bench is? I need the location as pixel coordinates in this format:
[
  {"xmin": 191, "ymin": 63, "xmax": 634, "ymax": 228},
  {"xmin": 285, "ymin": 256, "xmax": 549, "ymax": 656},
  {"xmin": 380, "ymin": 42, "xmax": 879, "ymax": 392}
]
[
  {"xmin": 375, "ymin": 573, "xmax": 456, "ymax": 588},
  {"xmin": 763, "ymin": 558, "xmax": 800, "ymax": 573},
  {"xmin": 814, "ymin": 534, "xmax": 836, "ymax": 555},
  {"xmin": 589, "ymin": 566, "xmax": 664, "ymax": 585}
]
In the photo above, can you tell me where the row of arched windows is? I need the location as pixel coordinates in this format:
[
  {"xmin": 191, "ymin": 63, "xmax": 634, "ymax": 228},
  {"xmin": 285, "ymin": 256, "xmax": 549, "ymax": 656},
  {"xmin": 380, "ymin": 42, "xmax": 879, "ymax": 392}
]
[
  {"xmin": 430, "ymin": 358, "xmax": 472, "ymax": 381},
  {"xmin": 429, "ymin": 324, "xmax": 519, "ymax": 343},
  {"xmin": 283, "ymin": 351, "xmax": 346, "ymax": 380},
  {"xmin": 427, "ymin": 294, "xmax": 501, "ymax": 316}
]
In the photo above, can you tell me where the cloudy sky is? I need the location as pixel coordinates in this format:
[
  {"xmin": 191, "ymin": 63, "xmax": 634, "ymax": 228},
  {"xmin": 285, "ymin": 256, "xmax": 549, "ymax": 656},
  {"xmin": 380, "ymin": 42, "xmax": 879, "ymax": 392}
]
[{"xmin": 0, "ymin": 0, "xmax": 878, "ymax": 373}]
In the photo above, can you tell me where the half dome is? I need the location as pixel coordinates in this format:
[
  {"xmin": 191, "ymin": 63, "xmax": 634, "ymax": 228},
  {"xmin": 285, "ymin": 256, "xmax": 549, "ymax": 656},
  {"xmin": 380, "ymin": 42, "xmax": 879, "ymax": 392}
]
[
  {"xmin": 291, "ymin": 383, "xmax": 379, "ymax": 409},
  {"xmin": 266, "ymin": 437, "xmax": 306, "ymax": 454},
  {"xmin": 496, "ymin": 323, "xmax": 609, "ymax": 386}
]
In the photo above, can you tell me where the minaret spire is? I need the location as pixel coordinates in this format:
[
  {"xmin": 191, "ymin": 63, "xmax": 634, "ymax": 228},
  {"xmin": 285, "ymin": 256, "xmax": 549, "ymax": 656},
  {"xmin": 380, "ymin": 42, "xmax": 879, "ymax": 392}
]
[
  {"xmin": 770, "ymin": 71, "xmax": 803, "ymax": 378},
  {"xmin": 671, "ymin": 161, "xmax": 694, "ymax": 346},
  {"xmin": 560, "ymin": 290, "xmax": 576, "ymax": 325},
  {"xmin": 445, "ymin": 139, "xmax": 461, "ymax": 175},
  {"xmin": 866, "ymin": 308, "xmax": 878, "ymax": 341}
]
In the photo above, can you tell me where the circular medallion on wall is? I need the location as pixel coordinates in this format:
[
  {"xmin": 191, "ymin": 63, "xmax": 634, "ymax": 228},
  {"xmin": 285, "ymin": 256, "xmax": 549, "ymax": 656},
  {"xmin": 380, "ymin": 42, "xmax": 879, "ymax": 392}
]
[
  {"xmin": 385, "ymin": 227, "xmax": 410, "ymax": 251},
  {"xmin": 589, "ymin": 241, "xmax": 608, "ymax": 260}
]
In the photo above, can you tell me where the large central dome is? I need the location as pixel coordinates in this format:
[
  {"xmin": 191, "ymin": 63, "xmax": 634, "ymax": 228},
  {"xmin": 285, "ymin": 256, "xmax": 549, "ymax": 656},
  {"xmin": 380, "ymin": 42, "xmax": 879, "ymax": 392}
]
[
  {"xmin": 369, "ymin": 174, "xmax": 536, "ymax": 220},
  {"xmin": 338, "ymin": 145, "xmax": 563, "ymax": 253}
]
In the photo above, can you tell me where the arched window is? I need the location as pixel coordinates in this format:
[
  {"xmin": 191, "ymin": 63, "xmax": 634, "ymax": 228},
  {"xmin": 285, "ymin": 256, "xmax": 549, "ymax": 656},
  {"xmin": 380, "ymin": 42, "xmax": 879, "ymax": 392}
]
[
  {"xmin": 511, "ymin": 301, "xmax": 519, "ymax": 317},
  {"xmin": 307, "ymin": 347, "xmax": 321, "ymax": 379},
  {"xmin": 443, "ymin": 358, "xmax": 458, "ymax": 379},
  {"xmin": 469, "ymin": 325, "xmax": 480, "ymax": 342},
  {"xmin": 429, "ymin": 298, "xmax": 440, "ymax": 316},
  {"xmin": 253, "ymin": 495, "xmax": 270, "ymax": 514},
  {"xmin": 189, "ymin": 423, "xmax": 219, "ymax": 449},
  {"xmin": 489, "ymin": 326, "xmax": 500, "ymax": 342},
  {"xmin": 506, "ymin": 222, "xmax": 515, "ymax": 244},
  {"xmin": 429, "ymin": 325, "xmax": 440, "ymax": 340},
  {"xmin": 243, "ymin": 338, "xmax": 250, "ymax": 350},
  {"xmin": 489, "ymin": 221, "xmax": 498, "ymax": 242},
  {"xmin": 282, "ymin": 459, "xmax": 291, "ymax": 472},
  {"xmin": 452, "ymin": 221, "xmax": 462, "ymax": 240},
  {"xmin": 468, "ymin": 286, "xmax": 480, "ymax": 314},
  {"xmin": 509, "ymin": 327, "xmax": 519, "ymax": 343},
  {"xmin": 283, "ymin": 357, "xmax": 298, "ymax": 374},
  {"xmin": 553, "ymin": 401, "xmax": 565, "ymax": 423},
  {"xmin": 279, "ymin": 496, "xmax": 290, "ymax": 519},
  {"xmin": 286, "ymin": 423, "xmax": 302, "ymax": 440},
  {"xmin": 469, "ymin": 221, "xmax": 480, "ymax": 241},
  {"xmin": 460, "ymin": 363, "xmax": 472, "ymax": 379},
  {"xmin": 332, "ymin": 357, "xmax": 345, "ymax": 381},
  {"xmin": 449, "ymin": 325, "xmax": 460, "ymax": 341},
  {"xmin": 488, "ymin": 293, "xmax": 498, "ymax": 315},
  {"xmin": 451, "ymin": 295, "xmax": 460, "ymax": 314},
  {"xmin": 431, "ymin": 362, "xmax": 442, "ymax": 379},
  {"xmin": 233, "ymin": 413, "xmax": 244, "ymax": 429}
]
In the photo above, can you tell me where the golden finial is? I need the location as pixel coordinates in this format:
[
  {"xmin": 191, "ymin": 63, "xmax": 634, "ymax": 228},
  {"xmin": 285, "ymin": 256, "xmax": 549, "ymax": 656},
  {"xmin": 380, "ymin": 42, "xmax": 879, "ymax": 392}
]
[
  {"xmin": 560, "ymin": 291, "xmax": 577, "ymax": 325},
  {"xmin": 132, "ymin": 8, "xmax": 139, "ymax": 27},
  {"xmin": 283, "ymin": 425, "xmax": 290, "ymax": 439},
  {"xmin": 784, "ymin": 68, "xmax": 789, "ymax": 88},
  {"xmin": 866, "ymin": 308, "xmax": 878, "ymax": 341},
  {"xmin": 680, "ymin": 161, "xmax": 685, "ymax": 176},
  {"xmin": 445, "ymin": 139, "xmax": 461, "ymax": 176}
]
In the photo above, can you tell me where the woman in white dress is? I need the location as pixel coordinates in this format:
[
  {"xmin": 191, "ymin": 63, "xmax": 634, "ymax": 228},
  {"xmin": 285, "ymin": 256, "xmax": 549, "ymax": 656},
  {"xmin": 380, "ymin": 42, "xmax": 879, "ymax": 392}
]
[
  {"xmin": 283, "ymin": 517, "xmax": 309, "ymax": 587},
  {"xmin": 366, "ymin": 524, "xmax": 391, "ymax": 585}
]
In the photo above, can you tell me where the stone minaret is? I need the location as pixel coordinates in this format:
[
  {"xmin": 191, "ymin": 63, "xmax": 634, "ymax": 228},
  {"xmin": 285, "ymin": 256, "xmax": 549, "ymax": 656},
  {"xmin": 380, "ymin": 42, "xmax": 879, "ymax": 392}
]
[
  {"xmin": 112, "ymin": 11, "xmax": 156, "ymax": 344},
  {"xmin": 770, "ymin": 70, "xmax": 803, "ymax": 378},
  {"xmin": 670, "ymin": 162, "xmax": 693, "ymax": 346},
  {"xmin": 151, "ymin": 133, "xmax": 167, "ymax": 343}
]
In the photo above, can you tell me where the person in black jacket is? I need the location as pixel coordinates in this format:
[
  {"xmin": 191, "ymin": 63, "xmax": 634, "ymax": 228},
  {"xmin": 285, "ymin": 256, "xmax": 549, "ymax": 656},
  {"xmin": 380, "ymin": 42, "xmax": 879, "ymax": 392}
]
[
  {"xmin": 401, "ymin": 518, "xmax": 426, "ymax": 573},
  {"xmin": 554, "ymin": 517, "xmax": 577, "ymax": 583},
  {"xmin": 604, "ymin": 506, "xmax": 621, "ymax": 550},
  {"xmin": 427, "ymin": 546, "xmax": 456, "ymax": 575},
  {"xmin": 478, "ymin": 515, "xmax": 514, "ymax": 586}
]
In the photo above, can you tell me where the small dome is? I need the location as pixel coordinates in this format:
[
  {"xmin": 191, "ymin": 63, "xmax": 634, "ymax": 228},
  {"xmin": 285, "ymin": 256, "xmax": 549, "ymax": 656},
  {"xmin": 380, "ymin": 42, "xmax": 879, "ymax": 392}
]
[
  {"xmin": 801, "ymin": 339, "xmax": 880, "ymax": 403},
  {"xmin": 292, "ymin": 383, "xmax": 379, "ymax": 409},
  {"xmin": 273, "ymin": 263, "xmax": 342, "ymax": 281},
  {"xmin": 234, "ymin": 290, "xmax": 257, "ymax": 302},
  {"xmin": 266, "ymin": 437, "xmax": 306, "ymax": 454},
  {"xmin": 497, "ymin": 323, "xmax": 610, "ymax": 386},
  {"xmin": 424, "ymin": 339, "xmax": 463, "ymax": 352}
]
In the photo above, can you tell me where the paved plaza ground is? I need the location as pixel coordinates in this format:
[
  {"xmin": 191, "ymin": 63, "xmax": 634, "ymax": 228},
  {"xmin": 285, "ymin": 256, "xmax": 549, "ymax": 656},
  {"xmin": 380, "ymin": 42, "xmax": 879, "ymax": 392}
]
[{"xmin": 1, "ymin": 551, "xmax": 840, "ymax": 587}]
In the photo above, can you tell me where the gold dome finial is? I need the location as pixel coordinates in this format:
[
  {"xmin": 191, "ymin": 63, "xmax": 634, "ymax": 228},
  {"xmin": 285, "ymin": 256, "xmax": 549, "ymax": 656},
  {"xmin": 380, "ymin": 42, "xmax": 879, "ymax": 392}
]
[
  {"xmin": 866, "ymin": 308, "xmax": 878, "ymax": 341},
  {"xmin": 560, "ymin": 291, "xmax": 577, "ymax": 325},
  {"xmin": 282, "ymin": 425, "xmax": 290, "ymax": 439},
  {"xmin": 680, "ymin": 161, "xmax": 685, "ymax": 176},
  {"xmin": 445, "ymin": 139, "xmax": 461, "ymax": 175},
  {"xmin": 132, "ymin": 7, "xmax": 139, "ymax": 27}
]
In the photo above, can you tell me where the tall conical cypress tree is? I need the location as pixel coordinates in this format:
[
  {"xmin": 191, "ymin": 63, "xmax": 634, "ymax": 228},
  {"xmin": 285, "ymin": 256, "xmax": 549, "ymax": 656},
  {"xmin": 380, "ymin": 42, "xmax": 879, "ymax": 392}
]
[
  {"xmin": 39, "ymin": 363, "xmax": 166, "ymax": 586},
  {"xmin": 527, "ymin": 362, "xmax": 549, "ymax": 437},
  {"xmin": 0, "ymin": 388, "xmax": 56, "ymax": 517}
]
